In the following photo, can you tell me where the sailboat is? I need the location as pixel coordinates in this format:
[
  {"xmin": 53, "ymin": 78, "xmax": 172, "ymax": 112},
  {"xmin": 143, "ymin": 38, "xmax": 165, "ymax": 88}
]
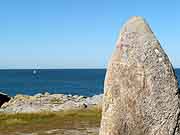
[
  {"xmin": 33, "ymin": 69, "xmax": 37, "ymax": 75},
  {"xmin": 32, "ymin": 69, "xmax": 40, "ymax": 79}
]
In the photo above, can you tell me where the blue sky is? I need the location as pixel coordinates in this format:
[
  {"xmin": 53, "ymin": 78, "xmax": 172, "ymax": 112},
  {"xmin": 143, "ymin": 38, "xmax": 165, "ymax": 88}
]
[{"xmin": 0, "ymin": 0, "xmax": 179, "ymax": 69}]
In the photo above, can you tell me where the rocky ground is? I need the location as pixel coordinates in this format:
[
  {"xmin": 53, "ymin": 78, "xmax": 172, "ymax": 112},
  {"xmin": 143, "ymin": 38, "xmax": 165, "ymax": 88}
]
[
  {"xmin": 0, "ymin": 93, "xmax": 102, "ymax": 135},
  {"xmin": 0, "ymin": 92, "xmax": 103, "ymax": 113},
  {"xmin": 4, "ymin": 128, "xmax": 99, "ymax": 135}
]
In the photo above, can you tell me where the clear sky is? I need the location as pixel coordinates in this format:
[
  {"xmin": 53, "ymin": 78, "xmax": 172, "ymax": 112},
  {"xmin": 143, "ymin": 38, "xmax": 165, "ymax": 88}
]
[{"xmin": 0, "ymin": 0, "xmax": 179, "ymax": 69}]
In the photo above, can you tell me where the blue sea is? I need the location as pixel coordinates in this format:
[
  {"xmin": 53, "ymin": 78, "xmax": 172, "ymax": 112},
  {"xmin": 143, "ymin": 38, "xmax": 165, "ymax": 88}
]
[
  {"xmin": 0, "ymin": 69, "xmax": 179, "ymax": 97},
  {"xmin": 0, "ymin": 69, "xmax": 106, "ymax": 96}
]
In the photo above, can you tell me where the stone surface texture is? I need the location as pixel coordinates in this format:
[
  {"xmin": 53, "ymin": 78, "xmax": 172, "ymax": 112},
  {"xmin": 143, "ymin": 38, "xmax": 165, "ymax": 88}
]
[
  {"xmin": 99, "ymin": 16, "xmax": 180, "ymax": 135},
  {"xmin": 0, "ymin": 93, "xmax": 103, "ymax": 113}
]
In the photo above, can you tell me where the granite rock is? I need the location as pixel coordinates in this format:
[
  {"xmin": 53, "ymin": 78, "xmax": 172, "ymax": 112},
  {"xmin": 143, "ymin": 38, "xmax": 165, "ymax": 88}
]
[
  {"xmin": 0, "ymin": 93, "xmax": 102, "ymax": 113},
  {"xmin": 99, "ymin": 16, "xmax": 180, "ymax": 135}
]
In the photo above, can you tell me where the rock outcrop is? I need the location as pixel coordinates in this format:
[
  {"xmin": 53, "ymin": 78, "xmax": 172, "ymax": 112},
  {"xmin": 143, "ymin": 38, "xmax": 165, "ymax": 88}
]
[
  {"xmin": 0, "ymin": 92, "xmax": 10, "ymax": 107},
  {"xmin": 0, "ymin": 93, "xmax": 103, "ymax": 113},
  {"xmin": 99, "ymin": 16, "xmax": 180, "ymax": 135}
]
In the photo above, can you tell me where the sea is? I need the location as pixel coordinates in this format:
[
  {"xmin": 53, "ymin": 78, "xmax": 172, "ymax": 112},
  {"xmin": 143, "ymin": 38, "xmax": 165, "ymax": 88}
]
[{"xmin": 0, "ymin": 69, "xmax": 180, "ymax": 97}]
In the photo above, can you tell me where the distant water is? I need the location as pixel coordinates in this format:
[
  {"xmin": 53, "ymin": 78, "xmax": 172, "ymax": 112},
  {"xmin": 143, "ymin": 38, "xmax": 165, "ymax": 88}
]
[
  {"xmin": 0, "ymin": 69, "xmax": 180, "ymax": 97},
  {"xmin": 0, "ymin": 69, "xmax": 106, "ymax": 96}
]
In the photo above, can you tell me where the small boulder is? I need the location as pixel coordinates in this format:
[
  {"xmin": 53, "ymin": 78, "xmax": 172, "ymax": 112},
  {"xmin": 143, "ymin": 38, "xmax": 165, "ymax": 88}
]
[{"xmin": 0, "ymin": 92, "xmax": 11, "ymax": 107}]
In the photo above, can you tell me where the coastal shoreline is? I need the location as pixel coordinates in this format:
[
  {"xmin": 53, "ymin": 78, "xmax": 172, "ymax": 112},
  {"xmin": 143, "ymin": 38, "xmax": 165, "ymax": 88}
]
[{"xmin": 0, "ymin": 92, "xmax": 103, "ymax": 113}]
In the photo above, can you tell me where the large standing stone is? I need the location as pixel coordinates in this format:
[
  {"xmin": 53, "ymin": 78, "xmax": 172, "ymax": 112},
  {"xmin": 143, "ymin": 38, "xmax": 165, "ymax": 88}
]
[{"xmin": 99, "ymin": 16, "xmax": 180, "ymax": 135}]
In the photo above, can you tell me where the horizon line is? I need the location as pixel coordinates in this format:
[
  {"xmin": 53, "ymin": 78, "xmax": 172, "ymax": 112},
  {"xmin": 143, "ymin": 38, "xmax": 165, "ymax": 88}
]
[
  {"xmin": 0, "ymin": 67, "xmax": 179, "ymax": 70},
  {"xmin": 0, "ymin": 68, "xmax": 107, "ymax": 70}
]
